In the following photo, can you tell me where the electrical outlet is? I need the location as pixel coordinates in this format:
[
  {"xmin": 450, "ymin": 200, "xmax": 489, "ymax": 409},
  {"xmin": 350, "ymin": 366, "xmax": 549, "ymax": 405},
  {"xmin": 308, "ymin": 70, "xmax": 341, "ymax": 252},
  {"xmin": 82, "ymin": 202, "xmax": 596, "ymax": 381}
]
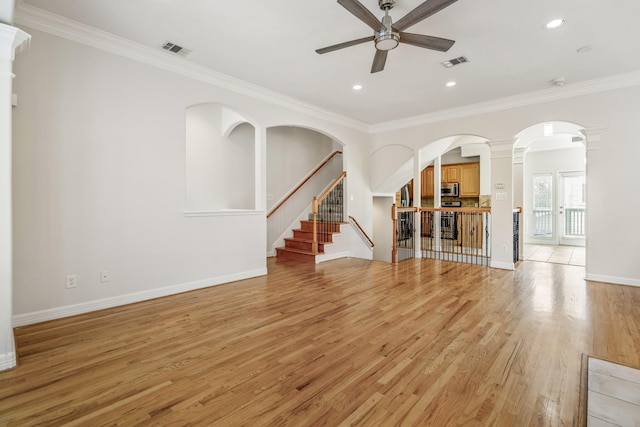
[
  {"xmin": 66, "ymin": 274, "xmax": 77, "ymax": 289},
  {"xmin": 501, "ymin": 244, "xmax": 508, "ymax": 253},
  {"xmin": 100, "ymin": 270, "xmax": 110, "ymax": 283}
]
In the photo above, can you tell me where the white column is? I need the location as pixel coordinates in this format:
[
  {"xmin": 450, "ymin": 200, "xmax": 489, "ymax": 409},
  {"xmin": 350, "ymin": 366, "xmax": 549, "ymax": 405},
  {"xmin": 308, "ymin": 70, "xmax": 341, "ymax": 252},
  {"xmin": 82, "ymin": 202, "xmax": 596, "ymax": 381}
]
[
  {"xmin": 487, "ymin": 138, "xmax": 515, "ymax": 270},
  {"xmin": 512, "ymin": 147, "xmax": 528, "ymax": 261},
  {"xmin": 0, "ymin": 23, "xmax": 30, "ymax": 371}
]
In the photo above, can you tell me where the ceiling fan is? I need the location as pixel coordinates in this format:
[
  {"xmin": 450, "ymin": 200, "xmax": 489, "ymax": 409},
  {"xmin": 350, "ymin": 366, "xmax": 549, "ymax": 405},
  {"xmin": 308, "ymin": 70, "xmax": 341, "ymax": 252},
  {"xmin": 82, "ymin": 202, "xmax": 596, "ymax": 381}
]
[{"xmin": 316, "ymin": 0, "xmax": 458, "ymax": 73}]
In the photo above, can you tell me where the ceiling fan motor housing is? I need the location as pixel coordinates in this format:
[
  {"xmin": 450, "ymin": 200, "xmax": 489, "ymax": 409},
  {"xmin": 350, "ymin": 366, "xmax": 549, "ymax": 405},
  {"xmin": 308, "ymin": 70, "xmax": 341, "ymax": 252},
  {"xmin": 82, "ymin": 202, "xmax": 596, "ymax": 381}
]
[
  {"xmin": 378, "ymin": 0, "xmax": 395, "ymax": 10},
  {"xmin": 376, "ymin": 13, "xmax": 400, "ymax": 50}
]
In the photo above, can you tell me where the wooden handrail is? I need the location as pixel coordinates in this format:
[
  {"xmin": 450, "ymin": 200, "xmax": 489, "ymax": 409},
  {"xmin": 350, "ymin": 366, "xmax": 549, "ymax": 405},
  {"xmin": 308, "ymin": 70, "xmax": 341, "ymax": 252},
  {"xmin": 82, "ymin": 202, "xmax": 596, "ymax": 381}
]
[
  {"xmin": 348, "ymin": 215, "xmax": 374, "ymax": 247},
  {"xmin": 267, "ymin": 151, "xmax": 342, "ymax": 219},
  {"xmin": 317, "ymin": 171, "xmax": 347, "ymax": 204}
]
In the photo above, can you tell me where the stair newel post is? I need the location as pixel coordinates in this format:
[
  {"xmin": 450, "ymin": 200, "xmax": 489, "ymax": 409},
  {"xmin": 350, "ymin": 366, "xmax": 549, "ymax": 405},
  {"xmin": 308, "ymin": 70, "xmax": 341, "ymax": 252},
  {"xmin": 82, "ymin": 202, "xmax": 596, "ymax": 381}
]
[
  {"xmin": 391, "ymin": 203, "xmax": 398, "ymax": 263},
  {"xmin": 312, "ymin": 196, "xmax": 319, "ymax": 254}
]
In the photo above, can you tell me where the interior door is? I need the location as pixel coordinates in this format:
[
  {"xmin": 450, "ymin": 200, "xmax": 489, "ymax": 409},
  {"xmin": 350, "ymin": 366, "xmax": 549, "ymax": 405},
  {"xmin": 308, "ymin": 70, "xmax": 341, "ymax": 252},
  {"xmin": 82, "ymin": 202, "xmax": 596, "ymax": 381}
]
[{"xmin": 557, "ymin": 172, "xmax": 586, "ymax": 246}]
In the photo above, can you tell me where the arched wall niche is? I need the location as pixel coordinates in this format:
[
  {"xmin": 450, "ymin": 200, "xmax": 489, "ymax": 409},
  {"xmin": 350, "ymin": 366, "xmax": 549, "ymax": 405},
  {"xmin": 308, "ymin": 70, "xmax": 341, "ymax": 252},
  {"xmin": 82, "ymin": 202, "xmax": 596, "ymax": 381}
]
[{"xmin": 185, "ymin": 102, "xmax": 258, "ymax": 213}]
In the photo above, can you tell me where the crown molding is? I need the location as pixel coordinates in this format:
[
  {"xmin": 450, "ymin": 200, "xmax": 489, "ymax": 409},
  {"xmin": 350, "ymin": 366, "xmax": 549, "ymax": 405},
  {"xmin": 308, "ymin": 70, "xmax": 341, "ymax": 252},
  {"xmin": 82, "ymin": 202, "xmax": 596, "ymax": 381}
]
[
  {"xmin": 13, "ymin": 4, "xmax": 640, "ymax": 136},
  {"xmin": 13, "ymin": 3, "xmax": 370, "ymax": 133},
  {"xmin": 371, "ymin": 71, "xmax": 640, "ymax": 134}
]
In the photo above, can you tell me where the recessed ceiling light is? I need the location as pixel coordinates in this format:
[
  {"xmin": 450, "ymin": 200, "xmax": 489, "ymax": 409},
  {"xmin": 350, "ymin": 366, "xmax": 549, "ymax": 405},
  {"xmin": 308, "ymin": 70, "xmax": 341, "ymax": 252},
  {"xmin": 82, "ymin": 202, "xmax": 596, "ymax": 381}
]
[
  {"xmin": 445, "ymin": 81, "xmax": 457, "ymax": 87},
  {"xmin": 545, "ymin": 18, "xmax": 565, "ymax": 29},
  {"xmin": 352, "ymin": 84, "xmax": 363, "ymax": 91}
]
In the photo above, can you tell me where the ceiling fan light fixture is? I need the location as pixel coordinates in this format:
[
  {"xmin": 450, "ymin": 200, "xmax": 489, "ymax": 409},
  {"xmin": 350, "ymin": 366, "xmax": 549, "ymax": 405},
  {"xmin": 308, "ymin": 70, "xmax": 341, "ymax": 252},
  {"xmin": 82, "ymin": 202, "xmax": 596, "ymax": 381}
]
[{"xmin": 375, "ymin": 32, "xmax": 400, "ymax": 51}]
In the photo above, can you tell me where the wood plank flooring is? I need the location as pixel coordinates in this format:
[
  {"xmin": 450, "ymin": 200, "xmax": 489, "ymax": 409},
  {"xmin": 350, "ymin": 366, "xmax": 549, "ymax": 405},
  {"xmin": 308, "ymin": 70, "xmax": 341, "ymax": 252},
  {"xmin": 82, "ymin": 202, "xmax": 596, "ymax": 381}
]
[
  {"xmin": 587, "ymin": 357, "xmax": 640, "ymax": 425},
  {"xmin": 1, "ymin": 257, "xmax": 640, "ymax": 426}
]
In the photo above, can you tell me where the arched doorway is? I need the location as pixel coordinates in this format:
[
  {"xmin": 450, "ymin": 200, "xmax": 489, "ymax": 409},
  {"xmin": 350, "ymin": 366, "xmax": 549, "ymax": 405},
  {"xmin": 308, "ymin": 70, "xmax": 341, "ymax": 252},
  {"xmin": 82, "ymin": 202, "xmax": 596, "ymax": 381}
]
[{"xmin": 514, "ymin": 121, "xmax": 586, "ymax": 266}]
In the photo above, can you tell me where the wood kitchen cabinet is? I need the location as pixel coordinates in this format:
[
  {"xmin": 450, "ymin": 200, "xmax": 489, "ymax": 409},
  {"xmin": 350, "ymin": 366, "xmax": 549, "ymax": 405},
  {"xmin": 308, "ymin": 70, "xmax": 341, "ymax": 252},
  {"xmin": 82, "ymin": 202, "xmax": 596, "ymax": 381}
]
[
  {"xmin": 459, "ymin": 163, "xmax": 480, "ymax": 197},
  {"xmin": 418, "ymin": 161, "xmax": 480, "ymax": 198},
  {"xmin": 421, "ymin": 167, "xmax": 434, "ymax": 197},
  {"xmin": 442, "ymin": 165, "xmax": 460, "ymax": 183}
]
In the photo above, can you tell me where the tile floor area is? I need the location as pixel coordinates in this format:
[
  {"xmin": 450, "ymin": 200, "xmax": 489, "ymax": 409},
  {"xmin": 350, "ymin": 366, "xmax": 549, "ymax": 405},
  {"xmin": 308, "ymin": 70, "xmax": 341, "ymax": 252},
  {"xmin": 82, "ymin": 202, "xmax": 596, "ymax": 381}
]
[
  {"xmin": 587, "ymin": 357, "xmax": 640, "ymax": 426},
  {"xmin": 524, "ymin": 244, "xmax": 585, "ymax": 266}
]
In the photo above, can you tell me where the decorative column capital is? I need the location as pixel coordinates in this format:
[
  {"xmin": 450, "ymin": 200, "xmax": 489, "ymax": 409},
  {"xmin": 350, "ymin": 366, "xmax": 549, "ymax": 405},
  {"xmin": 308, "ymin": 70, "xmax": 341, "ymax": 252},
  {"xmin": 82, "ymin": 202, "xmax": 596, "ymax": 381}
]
[
  {"xmin": 512, "ymin": 146, "xmax": 528, "ymax": 165},
  {"xmin": 580, "ymin": 126, "xmax": 608, "ymax": 151},
  {"xmin": 487, "ymin": 138, "xmax": 516, "ymax": 159},
  {"xmin": 0, "ymin": 23, "xmax": 30, "ymax": 62}
]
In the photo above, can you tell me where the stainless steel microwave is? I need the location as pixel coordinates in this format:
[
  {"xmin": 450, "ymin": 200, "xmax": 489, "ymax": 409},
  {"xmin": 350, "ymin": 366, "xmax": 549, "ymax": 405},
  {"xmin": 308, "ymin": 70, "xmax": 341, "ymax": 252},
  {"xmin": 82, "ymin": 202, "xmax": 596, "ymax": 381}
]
[{"xmin": 441, "ymin": 182, "xmax": 459, "ymax": 197}]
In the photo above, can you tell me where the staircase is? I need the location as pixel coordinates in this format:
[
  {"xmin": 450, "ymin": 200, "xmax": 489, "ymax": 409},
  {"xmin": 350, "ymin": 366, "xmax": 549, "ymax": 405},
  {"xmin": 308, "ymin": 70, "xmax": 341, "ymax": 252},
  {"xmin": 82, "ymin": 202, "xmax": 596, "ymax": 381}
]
[
  {"xmin": 275, "ymin": 173, "xmax": 346, "ymax": 262},
  {"xmin": 275, "ymin": 220, "xmax": 343, "ymax": 262}
]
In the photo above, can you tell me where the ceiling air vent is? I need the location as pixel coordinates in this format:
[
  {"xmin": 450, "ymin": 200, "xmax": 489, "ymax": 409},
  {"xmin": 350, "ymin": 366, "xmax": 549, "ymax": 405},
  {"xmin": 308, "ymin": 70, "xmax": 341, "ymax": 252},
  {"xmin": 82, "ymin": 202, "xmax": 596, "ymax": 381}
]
[
  {"xmin": 441, "ymin": 56, "xmax": 469, "ymax": 68},
  {"xmin": 161, "ymin": 42, "xmax": 192, "ymax": 57}
]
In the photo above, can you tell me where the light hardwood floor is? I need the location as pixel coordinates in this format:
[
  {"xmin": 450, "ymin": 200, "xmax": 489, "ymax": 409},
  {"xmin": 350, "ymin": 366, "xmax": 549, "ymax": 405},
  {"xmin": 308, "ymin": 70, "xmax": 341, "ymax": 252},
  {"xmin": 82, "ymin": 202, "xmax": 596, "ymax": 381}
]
[{"xmin": 1, "ymin": 257, "xmax": 639, "ymax": 426}]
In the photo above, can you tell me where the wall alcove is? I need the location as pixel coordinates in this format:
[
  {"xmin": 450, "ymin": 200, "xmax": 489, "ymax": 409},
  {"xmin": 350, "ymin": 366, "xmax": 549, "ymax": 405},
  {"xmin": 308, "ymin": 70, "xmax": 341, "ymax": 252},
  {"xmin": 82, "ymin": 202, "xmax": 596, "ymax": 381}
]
[{"xmin": 185, "ymin": 103, "xmax": 256, "ymax": 213}]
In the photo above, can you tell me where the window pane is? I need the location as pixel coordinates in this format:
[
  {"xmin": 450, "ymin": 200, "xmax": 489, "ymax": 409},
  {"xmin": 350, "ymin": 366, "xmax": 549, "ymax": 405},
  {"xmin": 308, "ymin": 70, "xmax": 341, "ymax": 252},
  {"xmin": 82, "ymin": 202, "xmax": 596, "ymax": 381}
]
[{"xmin": 533, "ymin": 174, "xmax": 552, "ymax": 236}]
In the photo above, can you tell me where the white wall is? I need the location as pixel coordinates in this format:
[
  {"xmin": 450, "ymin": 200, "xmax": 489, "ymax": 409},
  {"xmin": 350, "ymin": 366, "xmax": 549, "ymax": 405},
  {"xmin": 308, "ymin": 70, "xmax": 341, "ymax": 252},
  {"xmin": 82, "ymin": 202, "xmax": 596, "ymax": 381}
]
[
  {"xmin": 11, "ymin": 27, "xmax": 373, "ymax": 323},
  {"xmin": 266, "ymin": 126, "xmax": 335, "ymax": 211},
  {"xmin": 373, "ymin": 196, "xmax": 393, "ymax": 262},
  {"xmin": 370, "ymin": 85, "xmax": 640, "ymax": 284}
]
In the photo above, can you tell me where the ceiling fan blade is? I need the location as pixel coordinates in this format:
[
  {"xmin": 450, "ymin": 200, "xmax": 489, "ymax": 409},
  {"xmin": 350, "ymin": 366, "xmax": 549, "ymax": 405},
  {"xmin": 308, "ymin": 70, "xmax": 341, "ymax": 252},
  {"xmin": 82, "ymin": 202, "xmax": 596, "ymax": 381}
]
[
  {"xmin": 400, "ymin": 32, "xmax": 455, "ymax": 52},
  {"xmin": 337, "ymin": 0, "xmax": 383, "ymax": 32},
  {"xmin": 393, "ymin": 0, "xmax": 458, "ymax": 32},
  {"xmin": 316, "ymin": 36, "xmax": 375, "ymax": 54},
  {"xmin": 371, "ymin": 50, "xmax": 388, "ymax": 73}
]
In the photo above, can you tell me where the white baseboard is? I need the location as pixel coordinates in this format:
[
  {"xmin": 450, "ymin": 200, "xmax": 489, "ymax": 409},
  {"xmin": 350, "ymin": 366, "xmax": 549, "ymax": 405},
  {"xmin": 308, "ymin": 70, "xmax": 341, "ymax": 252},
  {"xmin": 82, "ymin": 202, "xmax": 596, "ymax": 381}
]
[
  {"xmin": 0, "ymin": 352, "xmax": 16, "ymax": 371},
  {"xmin": 490, "ymin": 260, "xmax": 515, "ymax": 270},
  {"xmin": 585, "ymin": 273, "xmax": 640, "ymax": 288},
  {"xmin": 12, "ymin": 268, "xmax": 267, "ymax": 327}
]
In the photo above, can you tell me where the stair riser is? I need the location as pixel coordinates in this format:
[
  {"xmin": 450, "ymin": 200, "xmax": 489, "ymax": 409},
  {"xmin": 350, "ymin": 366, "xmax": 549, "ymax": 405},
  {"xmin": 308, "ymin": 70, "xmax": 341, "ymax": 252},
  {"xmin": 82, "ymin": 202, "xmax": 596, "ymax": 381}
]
[
  {"xmin": 299, "ymin": 221, "xmax": 342, "ymax": 233},
  {"xmin": 285, "ymin": 240, "xmax": 324, "ymax": 252},
  {"xmin": 293, "ymin": 230, "xmax": 333, "ymax": 242},
  {"xmin": 275, "ymin": 248, "xmax": 316, "ymax": 262}
]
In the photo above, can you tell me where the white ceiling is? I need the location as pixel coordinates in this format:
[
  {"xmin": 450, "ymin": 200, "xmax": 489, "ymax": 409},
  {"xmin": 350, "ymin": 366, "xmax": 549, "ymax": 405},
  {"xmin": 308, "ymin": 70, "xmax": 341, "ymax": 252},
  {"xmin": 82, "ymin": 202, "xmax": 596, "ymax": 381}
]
[{"xmin": 18, "ymin": 0, "xmax": 640, "ymax": 124}]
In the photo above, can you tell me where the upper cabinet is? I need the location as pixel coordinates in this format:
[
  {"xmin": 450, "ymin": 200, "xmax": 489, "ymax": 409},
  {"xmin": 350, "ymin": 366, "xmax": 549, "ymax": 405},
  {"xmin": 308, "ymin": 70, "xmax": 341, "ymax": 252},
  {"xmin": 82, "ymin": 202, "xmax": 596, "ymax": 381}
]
[
  {"xmin": 442, "ymin": 165, "xmax": 460, "ymax": 183},
  {"xmin": 459, "ymin": 163, "xmax": 480, "ymax": 197},
  {"xmin": 421, "ymin": 167, "xmax": 434, "ymax": 197},
  {"xmin": 419, "ymin": 162, "xmax": 480, "ymax": 198}
]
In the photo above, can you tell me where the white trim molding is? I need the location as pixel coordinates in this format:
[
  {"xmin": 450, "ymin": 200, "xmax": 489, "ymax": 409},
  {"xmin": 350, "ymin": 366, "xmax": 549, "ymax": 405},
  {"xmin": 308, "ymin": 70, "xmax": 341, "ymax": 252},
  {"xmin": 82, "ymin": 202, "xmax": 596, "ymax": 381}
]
[
  {"xmin": 0, "ymin": 352, "xmax": 16, "ymax": 371},
  {"xmin": 14, "ymin": 4, "xmax": 640, "ymax": 135},
  {"xmin": 13, "ymin": 4, "xmax": 369, "ymax": 133},
  {"xmin": 490, "ymin": 260, "xmax": 515, "ymax": 271},
  {"xmin": 12, "ymin": 268, "xmax": 267, "ymax": 327},
  {"xmin": 371, "ymin": 71, "xmax": 640, "ymax": 133},
  {"xmin": 585, "ymin": 274, "xmax": 640, "ymax": 288}
]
